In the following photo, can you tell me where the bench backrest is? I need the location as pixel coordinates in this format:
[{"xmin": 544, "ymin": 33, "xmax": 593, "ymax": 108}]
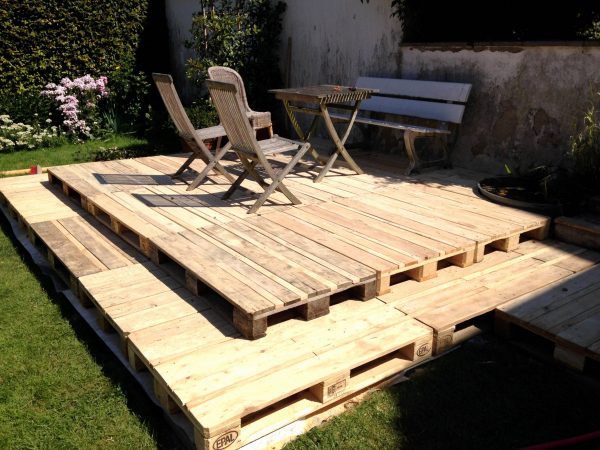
[{"xmin": 355, "ymin": 77, "xmax": 472, "ymax": 124}]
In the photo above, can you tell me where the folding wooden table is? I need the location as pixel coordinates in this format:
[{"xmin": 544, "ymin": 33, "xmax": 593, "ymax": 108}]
[{"xmin": 269, "ymin": 85, "xmax": 376, "ymax": 182}]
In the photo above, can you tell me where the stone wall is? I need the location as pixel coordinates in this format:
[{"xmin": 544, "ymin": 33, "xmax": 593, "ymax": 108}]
[{"xmin": 400, "ymin": 43, "xmax": 600, "ymax": 173}]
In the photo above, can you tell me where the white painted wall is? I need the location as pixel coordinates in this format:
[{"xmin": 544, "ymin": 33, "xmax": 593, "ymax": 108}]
[
  {"xmin": 400, "ymin": 44, "xmax": 600, "ymax": 173},
  {"xmin": 281, "ymin": 0, "xmax": 403, "ymax": 86}
]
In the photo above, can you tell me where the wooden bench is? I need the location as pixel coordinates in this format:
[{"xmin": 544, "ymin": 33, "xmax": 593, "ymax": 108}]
[{"xmin": 331, "ymin": 77, "xmax": 472, "ymax": 175}]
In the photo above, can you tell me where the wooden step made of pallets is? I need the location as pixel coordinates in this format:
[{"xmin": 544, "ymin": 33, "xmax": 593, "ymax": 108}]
[
  {"xmin": 43, "ymin": 239, "xmax": 433, "ymax": 450},
  {"xmin": 0, "ymin": 174, "xmax": 80, "ymax": 232},
  {"xmin": 0, "ymin": 177, "xmax": 433, "ymax": 450},
  {"xmin": 495, "ymin": 263, "xmax": 600, "ymax": 372},
  {"xmin": 123, "ymin": 296, "xmax": 432, "ymax": 450},
  {"xmin": 378, "ymin": 239, "xmax": 600, "ymax": 354},
  {"xmin": 47, "ymin": 157, "xmax": 550, "ymax": 339}
]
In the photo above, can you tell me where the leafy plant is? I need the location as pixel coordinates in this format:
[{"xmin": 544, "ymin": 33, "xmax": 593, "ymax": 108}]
[
  {"xmin": 569, "ymin": 91, "xmax": 600, "ymax": 193},
  {"xmin": 185, "ymin": 98, "xmax": 218, "ymax": 130},
  {"xmin": 0, "ymin": 114, "xmax": 63, "ymax": 152},
  {"xmin": 0, "ymin": 1, "xmax": 167, "ymax": 133},
  {"xmin": 186, "ymin": 0, "xmax": 286, "ymax": 112}
]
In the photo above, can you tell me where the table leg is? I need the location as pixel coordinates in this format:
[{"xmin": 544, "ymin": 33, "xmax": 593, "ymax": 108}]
[
  {"xmin": 283, "ymin": 100, "xmax": 322, "ymax": 162},
  {"xmin": 314, "ymin": 102, "xmax": 364, "ymax": 182}
]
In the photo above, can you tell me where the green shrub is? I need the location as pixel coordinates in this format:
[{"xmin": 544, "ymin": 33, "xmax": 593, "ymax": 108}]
[
  {"xmin": 361, "ymin": 0, "xmax": 600, "ymax": 42},
  {"xmin": 186, "ymin": 99, "xmax": 219, "ymax": 130},
  {"xmin": 186, "ymin": 0, "xmax": 286, "ymax": 113},
  {"xmin": 569, "ymin": 92, "xmax": 600, "ymax": 194},
  {"xmin": 0, "ymin": 0, "xmax": 167, "ymax": 133},
  {"xmin": 0, "ymin": 114, "xmax": 64, "ymax": 152}
]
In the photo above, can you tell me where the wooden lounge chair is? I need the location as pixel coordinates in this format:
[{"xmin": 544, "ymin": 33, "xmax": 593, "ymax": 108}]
[
  {"xmin": 206, "ymin": 80, "xmax": 310, "ymax": 214},
  {"xmin": 182, "ymin": 67, "xmax": 274, "ymax": 190},
  {"xmin": 152, "ymin": 73, "xmax": 234, "ymax": 183}
]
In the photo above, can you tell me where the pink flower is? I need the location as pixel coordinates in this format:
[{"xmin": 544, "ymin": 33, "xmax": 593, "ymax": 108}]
[{"xmin": 40, "ymin": 74, "xmax": 109, "ymax": 136}]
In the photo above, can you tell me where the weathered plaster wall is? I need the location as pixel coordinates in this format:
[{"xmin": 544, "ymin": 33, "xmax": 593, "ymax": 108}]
[
  {"xmin": 280, "ymin": 0, "xmax": 403, "ymax": 86},
  {"xmin": 400, "ymin": 44, "xmax": 600, "ymax": 173},
  {"xmin": 165, "ymin": 0, "xmax": 402, "ymax": 101}
]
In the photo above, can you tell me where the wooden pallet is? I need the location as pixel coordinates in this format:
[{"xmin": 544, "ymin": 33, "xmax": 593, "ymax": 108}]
[
  {"xmin": 496, "ymin": 262, "xmax": 600, "ymax": 371},
  {"xmin": 0, "ymin": 174, "xmax": 434, "ymax": 450},
  {"xmin": 379, "ymin": 239, "xmax": 600, "ymax": 354},
  {"xmin": 0, "ymin": 174, "xmax": 80, "ymax": 230},
  {"xmin": 46, "ymin": 155, "xmax": 550, "ymax": 338},
  {"xmin": 28, "ymin": 215, "xmax": 145, "ymax": 293},
  {"xmin": 77, "ymin": 263, "xmax": 432, "ymax": 450},
  {"xmin": 130, "ymin": 300, "xmax": 432, "ymax": 450}
]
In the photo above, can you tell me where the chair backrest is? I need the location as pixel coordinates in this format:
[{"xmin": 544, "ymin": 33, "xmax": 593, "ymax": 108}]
[
  {"xmin": 152, "ymin": 73, "xmax": 196, "ymax": 141},
  {"xmin": 355, "ymin": 76, "xmax": 472, "ymax": 124},
  {"xmin": 205, "ymin": 80, "xmax": 259, "ymax": 157},
  {"xmin": 208, "ymin": 66, "xmax": 253, "ymax": 115}
]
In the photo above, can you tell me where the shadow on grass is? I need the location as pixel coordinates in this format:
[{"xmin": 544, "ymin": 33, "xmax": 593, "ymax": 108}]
[
  {"xmin": 391, "ymin": 336, "xmax": 600, "ymax": 450},
  {"xmin": 285, "ymin": 336, "xmax": 600, "ymax": 450},
  {"xmin": 0, "ymin": 216, "xmax": 188, "ymax": 450}
]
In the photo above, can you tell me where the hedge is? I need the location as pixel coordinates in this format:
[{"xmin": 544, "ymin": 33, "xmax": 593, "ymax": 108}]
[{"xmin": 0, "ymin": 0, "xmax": 169, "ymax": 129}]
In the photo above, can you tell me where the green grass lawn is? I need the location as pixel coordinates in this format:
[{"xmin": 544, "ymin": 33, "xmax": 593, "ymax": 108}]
[
  {"xmin": 0, "ymin": 221, "xmax": 184, "ymax": 448},
  {"xmin": 0, "ymin": 134, "xmax": 172, "ymax": 173},
  {"xmin": 285, "ymin": 337, "xmax": 600, "ymax": 450}
]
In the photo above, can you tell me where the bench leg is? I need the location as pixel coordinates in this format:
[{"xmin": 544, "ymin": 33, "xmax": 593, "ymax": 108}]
[
  {"xmin": 403, "ymin": 131, "xmax": 420, "ymax": 175},
  {"xmin": 404, "ymin": 131, "xmax": 451, "ymax": 175}
]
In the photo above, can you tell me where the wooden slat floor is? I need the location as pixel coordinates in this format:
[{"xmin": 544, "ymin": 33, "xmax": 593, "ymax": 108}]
[
  {"xmin": 0, "ymin": 174, "xmax": 433, "ymax": 449},
  {"xmin": 1, "ymin": 171, "xmax": 599, "ymax": 450},
  {"xmin": 46, "ymin": 153, "xmax": 550, "ymax": 338},
  {"xmin": 496, "ymin": 250, "xmax": 600, "ymax": 371},
  {"xmin": 379, "ymin": 239, "xmax": 600, "ymax": 354}
]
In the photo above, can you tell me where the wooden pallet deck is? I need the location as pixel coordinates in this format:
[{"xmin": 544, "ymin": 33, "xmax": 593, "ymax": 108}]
[
  {"xmin": 2, "ymin": 171, "xmax": 599, "ymax": 449},
  {"xmin": 378, "ymin": 239, "xmax": 600, "ymax": 354},
  {"xmin": 46, "ymin": 154, "xmax": 550, "ymax": 338},
  {"xmin": 496, "ymin": 261, "xmax": 600, "ymax": 371},
  {"xmin": 0, "ymin": 175, "xmax": 433, "ymax": 449}
]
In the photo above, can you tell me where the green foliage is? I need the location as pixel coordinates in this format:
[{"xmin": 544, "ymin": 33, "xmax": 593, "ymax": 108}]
[
  {"xmin": 580, "ymin": 21, "xmax": 600, "ymax": 40},
  {"xmin": 569, "ymin": 91, "xmax": 600, "ymax": 193},
  {"xmin": 0, "ymin": 114, "xmax": 64, "ymax": 152},
  {"xmin": 186, "ymin": 98, "xmax": 219, "ymax": 130},
  {"xmin": 362, "ymin": 0, "xmax": 600, "ymax": 42},
  {"xmin": 0, "ymin": 0, "xmax": 164, "ymax": 132},
  {"xmin": 186, "ymin": 0, "xmax": 286, "ymax": 112}
]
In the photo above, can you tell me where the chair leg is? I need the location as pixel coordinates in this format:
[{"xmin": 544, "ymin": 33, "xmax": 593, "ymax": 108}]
[
  {"xmin": 171, "ymin": 153, "xmax": 198, "ymax": 178},
  {"xmin": 186, "ymin": 143, "xmax": 232, "ymax": 191},
  {"xmin": 246, "ymin": 144, "xmax": 309, "ymax": 214},
  {"xmin": 222, "ymin": 156, "xmax": 256, "ymax": 200}
]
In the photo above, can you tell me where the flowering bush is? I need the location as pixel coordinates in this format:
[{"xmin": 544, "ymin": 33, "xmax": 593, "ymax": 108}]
[
  {"xmin": 41, "ymin": 75, "xmax": 109, "ymax": 138},
  {"xmin": 0, "ymin": 114, "xmax": 60, "ymax": 152}
]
